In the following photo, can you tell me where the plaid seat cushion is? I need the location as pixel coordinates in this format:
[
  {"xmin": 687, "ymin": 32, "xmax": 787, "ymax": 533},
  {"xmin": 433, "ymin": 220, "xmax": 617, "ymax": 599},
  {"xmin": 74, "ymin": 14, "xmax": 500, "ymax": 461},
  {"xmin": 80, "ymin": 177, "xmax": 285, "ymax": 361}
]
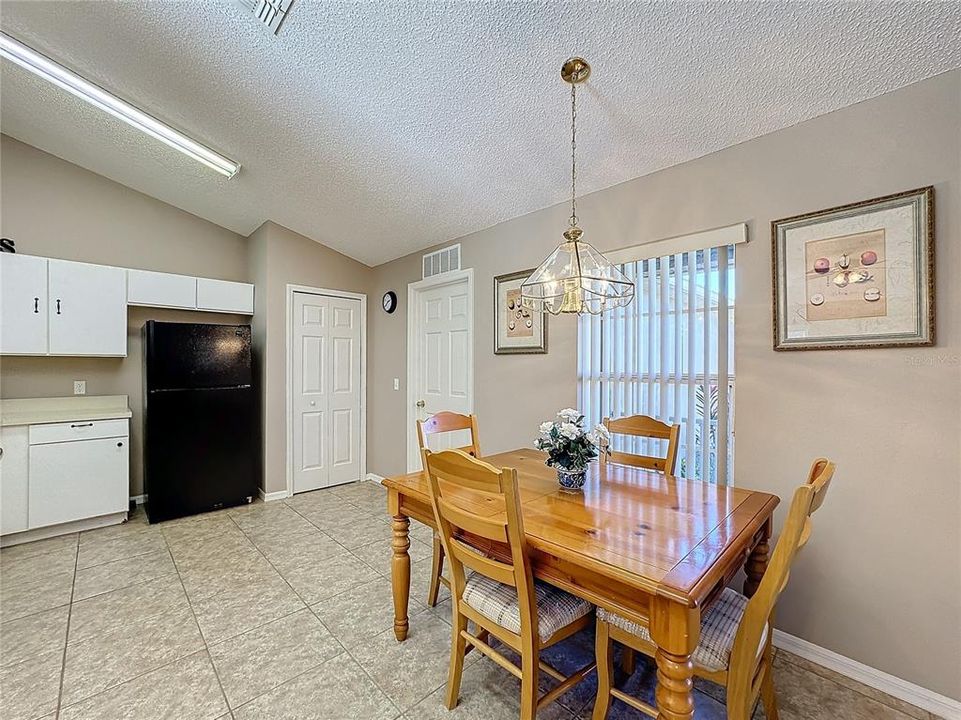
[
  {"xmin": 462, "ymin": 573, "xmax": 593, "ymax": 643},
  {"xmin": 598, "ymin": 587, "xmax": 765, "ymax": 672}
]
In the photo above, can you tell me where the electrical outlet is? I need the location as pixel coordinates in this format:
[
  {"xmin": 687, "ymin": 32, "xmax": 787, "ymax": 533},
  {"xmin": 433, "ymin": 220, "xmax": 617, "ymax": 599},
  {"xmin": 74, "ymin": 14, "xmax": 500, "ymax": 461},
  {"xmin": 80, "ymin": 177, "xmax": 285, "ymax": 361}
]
[
  {"xmin": 393, "ymin": 378, "xmax": 400, "ymax": 391},
  {"xmin": 73, "ymin": 380, "xmax": 86, "ymax": 395}
]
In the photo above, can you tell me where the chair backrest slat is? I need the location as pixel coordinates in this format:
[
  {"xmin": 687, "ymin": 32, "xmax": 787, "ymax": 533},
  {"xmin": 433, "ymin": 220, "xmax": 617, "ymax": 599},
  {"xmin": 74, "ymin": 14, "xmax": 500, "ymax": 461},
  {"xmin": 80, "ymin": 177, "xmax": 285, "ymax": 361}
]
[
  {"xmin": 437, "ymin": 496, "xmax": 510, "ymax": 544},
  {"xmin": 602, "ymin": 414, "xmax": 680, "ymax": 475},
  {"xmin": 417, "ymin": 411, "xmax": 481, "ymax": 463},
  {"xmin": 726, "ymin": 457, "xmax": 836, "ymax": 712}
]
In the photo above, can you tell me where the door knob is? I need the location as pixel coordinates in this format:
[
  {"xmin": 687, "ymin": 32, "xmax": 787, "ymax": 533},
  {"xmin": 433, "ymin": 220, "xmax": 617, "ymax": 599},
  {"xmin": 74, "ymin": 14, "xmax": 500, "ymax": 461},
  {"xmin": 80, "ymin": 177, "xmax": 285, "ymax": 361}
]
[
  {"xmin": 310, "ymin": 401, "xmax": 316, "ymax": 407},
  {"xmin": 416, "ymin": 400, "xmax": 425, "ymax": 408}
]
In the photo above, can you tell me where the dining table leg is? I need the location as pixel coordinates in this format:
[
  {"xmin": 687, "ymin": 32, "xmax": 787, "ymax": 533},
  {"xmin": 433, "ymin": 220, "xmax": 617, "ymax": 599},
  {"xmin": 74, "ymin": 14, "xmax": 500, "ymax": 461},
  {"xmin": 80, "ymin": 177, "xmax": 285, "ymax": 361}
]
[
  {"xmin": 743, "ymin": 518, "xmax": 773, "ymax": 598},
  {"xmin": 650, "ymin": 597, "xmax": 699, "ymax": 720},
  {"xmin": 388, "ymin": 490, "xmax": 411, "ymax": 642}
]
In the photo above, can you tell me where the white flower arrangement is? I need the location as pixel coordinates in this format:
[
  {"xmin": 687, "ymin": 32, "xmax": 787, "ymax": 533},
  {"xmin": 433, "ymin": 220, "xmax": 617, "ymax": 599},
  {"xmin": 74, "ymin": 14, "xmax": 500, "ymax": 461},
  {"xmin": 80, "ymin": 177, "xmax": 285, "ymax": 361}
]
[{"xmin": 535, "ymin": 409, "xmax": 610, "ymax": 471}]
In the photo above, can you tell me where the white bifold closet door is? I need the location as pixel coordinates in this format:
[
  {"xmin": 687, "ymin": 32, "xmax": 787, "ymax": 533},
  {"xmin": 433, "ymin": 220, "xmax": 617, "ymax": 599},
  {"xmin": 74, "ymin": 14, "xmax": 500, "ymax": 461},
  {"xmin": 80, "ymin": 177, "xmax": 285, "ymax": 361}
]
[{"xmin": 292, "ymin": 292, "xmax": 362, "ymax": 493}]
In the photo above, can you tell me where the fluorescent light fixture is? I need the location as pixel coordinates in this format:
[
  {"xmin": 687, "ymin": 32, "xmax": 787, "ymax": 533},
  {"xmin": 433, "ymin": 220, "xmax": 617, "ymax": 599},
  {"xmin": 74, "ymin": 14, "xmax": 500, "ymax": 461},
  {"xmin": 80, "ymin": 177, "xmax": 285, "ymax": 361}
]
[{"xmin": 0, "ymin": 32, "xmax": 240, "ymax": 178}]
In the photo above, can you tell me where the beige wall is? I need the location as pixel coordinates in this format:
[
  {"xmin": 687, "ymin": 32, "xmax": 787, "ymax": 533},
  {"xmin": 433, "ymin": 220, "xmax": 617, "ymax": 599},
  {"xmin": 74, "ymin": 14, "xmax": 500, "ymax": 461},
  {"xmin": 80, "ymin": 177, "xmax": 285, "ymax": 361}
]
[
  {"xmin": 247, "ymin": 221, "xmax": 372, "ymax": 495},
  {"xmin": 0, "ymin": 137, "xmax": 249, "ymax": 496},
  {"xmin": 369, "ymin": 71, "xmax": 961, "ymax": 699}
]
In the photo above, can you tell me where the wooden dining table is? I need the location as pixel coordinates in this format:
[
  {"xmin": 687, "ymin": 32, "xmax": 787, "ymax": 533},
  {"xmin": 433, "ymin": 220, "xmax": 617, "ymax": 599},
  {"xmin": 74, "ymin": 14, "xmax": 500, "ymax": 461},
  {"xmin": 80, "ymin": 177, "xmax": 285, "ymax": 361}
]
[{"xmin": 381, "ymin": 448, "xmax": 779, "ymax": 720}]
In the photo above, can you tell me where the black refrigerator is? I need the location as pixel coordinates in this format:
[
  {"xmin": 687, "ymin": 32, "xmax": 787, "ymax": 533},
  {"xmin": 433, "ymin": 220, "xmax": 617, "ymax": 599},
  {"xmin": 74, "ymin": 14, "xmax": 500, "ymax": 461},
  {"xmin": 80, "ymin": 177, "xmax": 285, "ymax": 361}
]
[{"xmin": 142, "ymin": 321, "xmax": 259, "ymax": 523}]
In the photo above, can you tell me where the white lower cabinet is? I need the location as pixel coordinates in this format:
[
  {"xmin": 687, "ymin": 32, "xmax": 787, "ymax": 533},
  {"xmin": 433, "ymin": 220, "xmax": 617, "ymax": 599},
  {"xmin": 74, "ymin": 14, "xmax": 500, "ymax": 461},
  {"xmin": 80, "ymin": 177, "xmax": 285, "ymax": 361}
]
[
  {"xmin": 0, "ymin": 426, "xmax": 29, "ymax": 534},
  {"xmin": 0, "ymin": 419, "xmax": 129, "ymax": 537}
]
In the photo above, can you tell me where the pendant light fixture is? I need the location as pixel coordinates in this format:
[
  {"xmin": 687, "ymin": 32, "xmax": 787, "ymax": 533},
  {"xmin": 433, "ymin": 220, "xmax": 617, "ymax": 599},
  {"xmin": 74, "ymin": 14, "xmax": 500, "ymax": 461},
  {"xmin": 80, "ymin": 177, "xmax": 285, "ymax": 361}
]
[{"xmin": 521, "ymin": 58, "xmax": 634, "ymax": 315}]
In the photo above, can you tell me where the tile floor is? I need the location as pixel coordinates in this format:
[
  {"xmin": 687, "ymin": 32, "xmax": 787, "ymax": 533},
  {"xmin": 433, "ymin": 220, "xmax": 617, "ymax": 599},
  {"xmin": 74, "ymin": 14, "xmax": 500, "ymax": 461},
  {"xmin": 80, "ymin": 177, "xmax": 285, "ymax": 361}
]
[{"xmin": 0, "ymin": 480, "xmax": 941, "ymax": 720}]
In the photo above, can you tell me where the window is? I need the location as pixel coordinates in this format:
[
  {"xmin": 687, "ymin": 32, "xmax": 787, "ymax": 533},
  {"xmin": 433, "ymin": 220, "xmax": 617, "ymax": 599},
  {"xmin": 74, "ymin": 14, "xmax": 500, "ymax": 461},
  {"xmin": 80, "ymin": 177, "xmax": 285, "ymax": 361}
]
[{"xmin": 577, "ymin": 245, "xmax": 735, "ymax": 484}]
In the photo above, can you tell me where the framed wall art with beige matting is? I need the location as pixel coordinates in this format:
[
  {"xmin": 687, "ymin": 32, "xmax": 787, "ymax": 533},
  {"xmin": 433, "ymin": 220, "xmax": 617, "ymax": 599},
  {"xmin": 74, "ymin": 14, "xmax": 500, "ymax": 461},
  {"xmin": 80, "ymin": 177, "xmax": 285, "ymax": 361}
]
[
  {"xmin": 494, "ymin": 269, "xmax": 548, "ymax": 354},
  {"xmin": 772, "ymin": 186, "xmax": 934, "ymax": 350}
]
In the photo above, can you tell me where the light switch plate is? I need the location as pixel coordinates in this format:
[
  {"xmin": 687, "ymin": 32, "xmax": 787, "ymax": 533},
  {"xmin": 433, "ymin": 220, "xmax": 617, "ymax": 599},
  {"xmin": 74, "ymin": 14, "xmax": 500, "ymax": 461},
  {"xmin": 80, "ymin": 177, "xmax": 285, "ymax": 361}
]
[
  {"xmin": 73, "ymin": 380, "xmax": 86, "ymax": 395},
  {"xmin": 393, "ymin": 378, "xmax": 400, "ymax": 391}
]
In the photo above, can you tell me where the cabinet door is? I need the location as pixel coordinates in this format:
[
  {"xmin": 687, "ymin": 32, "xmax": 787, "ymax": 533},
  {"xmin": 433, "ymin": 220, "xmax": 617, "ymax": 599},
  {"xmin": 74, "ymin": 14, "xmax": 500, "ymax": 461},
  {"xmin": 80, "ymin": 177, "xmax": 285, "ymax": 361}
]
[
  {"xmin": 0, "ymin": 254, "xmax": 48, "ymax": 355},
  {"xmin": 28, "ymin": 436, "xmax": 129, "ymax": 529},
  {"xmin": 48, "ymin": 260, "xmax": 127, "ymax": 356},
  {"xmin": 0, "ymin": 426, "xmax": 29, "ymax": 534},
  {"xmin": 196, "ymin": 278, "xmax": 254, "ymax": 314},
  {"xmin": 127, "ymin": 269, "xmax": 197, "ymax": 309}
]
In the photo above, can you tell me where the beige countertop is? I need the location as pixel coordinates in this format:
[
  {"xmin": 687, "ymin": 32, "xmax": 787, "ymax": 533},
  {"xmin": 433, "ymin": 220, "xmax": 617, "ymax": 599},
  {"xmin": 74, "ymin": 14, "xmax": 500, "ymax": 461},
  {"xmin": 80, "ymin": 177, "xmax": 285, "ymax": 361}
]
[{"xmin": 0, "ymin": 395, "xmax": 132, "ymax": 426}]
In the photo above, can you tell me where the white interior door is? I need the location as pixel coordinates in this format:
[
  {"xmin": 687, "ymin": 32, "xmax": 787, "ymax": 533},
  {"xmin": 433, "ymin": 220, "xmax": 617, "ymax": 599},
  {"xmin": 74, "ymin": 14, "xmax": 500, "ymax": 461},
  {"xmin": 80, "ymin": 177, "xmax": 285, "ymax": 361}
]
[
  {"xmin": 292, "ymin": 291, "xmax": 362, "ymax": 493},
  {"xmin": 408, "ymin": 272, "xmax": 473, "ymax": 471}
]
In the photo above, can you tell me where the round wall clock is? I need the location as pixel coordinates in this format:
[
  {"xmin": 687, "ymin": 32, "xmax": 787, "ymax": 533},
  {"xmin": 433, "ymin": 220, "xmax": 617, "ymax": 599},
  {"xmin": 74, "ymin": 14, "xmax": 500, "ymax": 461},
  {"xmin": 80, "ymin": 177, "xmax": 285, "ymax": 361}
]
[{"xmin": 382, "ymin": 291, "xmax": 398, "ymax": 314}]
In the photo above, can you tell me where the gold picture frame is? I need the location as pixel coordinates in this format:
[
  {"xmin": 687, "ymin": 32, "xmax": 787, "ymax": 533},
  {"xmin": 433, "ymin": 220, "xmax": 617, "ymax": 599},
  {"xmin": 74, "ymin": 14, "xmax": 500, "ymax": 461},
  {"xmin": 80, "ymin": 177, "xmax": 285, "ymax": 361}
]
[
  {"xmin": 772, "ymin": 187, "xmax": 935, "ymax": 351},
  {"xmin": 493, "ymin": 270, "xmax": 548, "ymax": 354}
]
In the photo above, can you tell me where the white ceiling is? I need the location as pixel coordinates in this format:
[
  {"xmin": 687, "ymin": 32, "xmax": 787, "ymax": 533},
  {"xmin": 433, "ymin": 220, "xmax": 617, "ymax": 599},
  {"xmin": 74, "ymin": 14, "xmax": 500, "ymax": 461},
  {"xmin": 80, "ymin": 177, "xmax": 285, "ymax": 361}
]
[{"xmin": 1, "ymin": 2, "xmax": 959, "ymax": 266}]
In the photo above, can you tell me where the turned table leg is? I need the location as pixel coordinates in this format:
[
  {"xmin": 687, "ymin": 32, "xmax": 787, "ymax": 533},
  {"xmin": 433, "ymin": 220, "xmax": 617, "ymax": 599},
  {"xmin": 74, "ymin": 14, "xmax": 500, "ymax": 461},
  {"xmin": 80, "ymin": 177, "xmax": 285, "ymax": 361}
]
[
  {"xmin": 743, "ymin": 519, "xmax": 773, "ymax": 598},
  {"xmin": 390, "ymin": 497, "xmax": 411, "ymax": 641},
  {"xmin": 650, "ymin": 597, "xmax": 698, "ymax": 720}
]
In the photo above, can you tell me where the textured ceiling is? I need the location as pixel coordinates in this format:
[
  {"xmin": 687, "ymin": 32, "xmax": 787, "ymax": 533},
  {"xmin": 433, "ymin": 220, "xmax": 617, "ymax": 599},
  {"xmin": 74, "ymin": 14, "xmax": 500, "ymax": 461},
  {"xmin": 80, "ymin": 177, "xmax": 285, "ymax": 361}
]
[{"xmin": 1, "ymin": 1, "xmax": 959, "ymax": 266}]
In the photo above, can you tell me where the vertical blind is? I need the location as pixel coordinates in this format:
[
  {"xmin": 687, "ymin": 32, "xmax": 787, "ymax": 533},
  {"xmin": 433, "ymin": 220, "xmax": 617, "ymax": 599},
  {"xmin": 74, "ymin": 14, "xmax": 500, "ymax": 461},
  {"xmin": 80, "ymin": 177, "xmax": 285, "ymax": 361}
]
[{"xmin": 577, "ymin": 246, "xmax": 735, "ymax": 484}]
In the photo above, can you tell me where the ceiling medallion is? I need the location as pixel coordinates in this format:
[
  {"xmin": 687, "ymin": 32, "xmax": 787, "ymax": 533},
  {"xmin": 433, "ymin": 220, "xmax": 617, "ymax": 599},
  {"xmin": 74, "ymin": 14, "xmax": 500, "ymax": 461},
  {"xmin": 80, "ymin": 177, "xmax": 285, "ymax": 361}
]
[{"xmin": 521, "ymin": 57, "xmax": 635, "ymax": 315}]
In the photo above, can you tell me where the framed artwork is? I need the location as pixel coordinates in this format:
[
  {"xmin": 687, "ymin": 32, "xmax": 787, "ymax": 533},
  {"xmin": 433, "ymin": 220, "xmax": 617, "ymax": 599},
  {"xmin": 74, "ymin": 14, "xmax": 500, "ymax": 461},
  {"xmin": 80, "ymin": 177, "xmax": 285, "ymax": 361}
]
[
  {"xmin": 772, "ymin": 187, "xmax": 934, "ymax": 350},
  {"xmin": 493, "ymin": 270, "xmax": 547, "ymax": 354}
]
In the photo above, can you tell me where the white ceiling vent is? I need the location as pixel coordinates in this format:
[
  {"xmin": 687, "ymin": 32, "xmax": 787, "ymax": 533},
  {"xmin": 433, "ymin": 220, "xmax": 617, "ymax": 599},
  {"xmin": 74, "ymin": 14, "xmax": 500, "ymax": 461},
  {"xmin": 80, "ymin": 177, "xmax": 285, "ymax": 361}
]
[
  {"xmin": 236, "ymin": 0, "xmax": 293, "ymax": 35},
  {"xmin": 423, "ymin": 244, "xmax": 461, "ymax": 279}
]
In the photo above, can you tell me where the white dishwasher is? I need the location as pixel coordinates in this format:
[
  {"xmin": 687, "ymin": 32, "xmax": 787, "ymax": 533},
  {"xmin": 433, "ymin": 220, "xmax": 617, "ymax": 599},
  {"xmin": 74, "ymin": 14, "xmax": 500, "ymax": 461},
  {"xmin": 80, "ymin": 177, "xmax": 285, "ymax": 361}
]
[{"xmin": 28, "ymin": 419, "xmax": 129, "ymax": 529}]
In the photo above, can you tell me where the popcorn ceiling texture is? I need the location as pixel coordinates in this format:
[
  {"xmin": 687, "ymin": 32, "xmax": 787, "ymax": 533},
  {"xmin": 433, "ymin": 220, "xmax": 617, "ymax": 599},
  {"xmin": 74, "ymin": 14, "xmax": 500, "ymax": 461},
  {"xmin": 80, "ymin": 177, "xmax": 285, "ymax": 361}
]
[{"xmin": 1, "ymin": 1, "xmax": 959, "ymax": 266}]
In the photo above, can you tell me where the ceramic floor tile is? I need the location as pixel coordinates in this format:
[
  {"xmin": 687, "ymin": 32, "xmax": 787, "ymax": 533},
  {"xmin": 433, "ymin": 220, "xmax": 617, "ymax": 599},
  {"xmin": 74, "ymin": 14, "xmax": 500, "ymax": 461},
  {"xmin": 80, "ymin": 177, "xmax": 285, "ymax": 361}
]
[
  {"xmin": 0, "ymin": 546, "xmax": 77, "ymax": 587},
  {"xmin": 310, "ymin": 576, "xmax": 427, "ymax": 649},
  {"xmin": 61, "ymin": 606, "xmax": 204, "ymax": 706},
  {"xmin": 328, "ymin": 479, "xmax": 387, "ymax": 507},
  {"xmin": 352, "ymin": 612, "xmax": 478, "ymax": 712},
  {"xmin": 768, "ymin": 653, "xmax": 927, "ymax": 720},
  {"xmin": 209, "ymin": 608, "xmax": 343, "ymax": 709},
  {"xmin": 76, "ymin": 530, "xmax": 168, "ymax": 570},
  {"xmin": 168, "ymin": 529, "xmax": 260, "ymax": 572},
  {"xmin": 161, "ymin": 514, "xmax": 245, "ymax": 547},
  {"xmin": 231, "ymin": 504, "xmax": 316, "ymax": 541},
  {"xmin": 176, "ymin": 548, "xmax": 280, "ymax": 603},
  {"xmin": 284, "ymin": 489, "xmax": 358, "ymax": 516},
  {"xmin": 0, "ymin": 570, "xmax": 74, "ymax": 623},
  {"xmin": 774, "ymin": 650, "xmax": 933, "ymax": 720},
  {"xmin": 275, "ymin": 550, "xmax": 381, "ymax": 605},
  {"xmin": 232, "ymin": 652, "xmax": 399, "ymax": 720},
  {"xmin": 407, "ymin": 519, "xmax": 436, "ymax": 546},
  {"xmin": 78, "ymin": 513, "xmax": 156, "ymax": 545},
  {"xmin": 59, "ymin": 650, "xmax": 227, "ymax": 720},
  {"xmin": 323, "ymin": 513, "xmax": 394, "ymax": 549},
  {"xmin": 0, "ymin": 532, "xmax": 78, "ymax": 562},
  {"xmin": 297, "ymin": 499, "xmax": 387, "ymax": 535},
  {"xmin": 190, "ymin": 572, "xmax": 305, "ymax": 645},
  {"xmin": 0, "ymin": 647, "xmax": 63, "ymax": 720},
  {"xmin": 349, "ymin": 535, "xmax": 433, "ymax": 577},
  {"xmin": 411, "ymin": 555, "xmax": 451, "ymax": 605},
  {"xmin": 0, "ymin": 604, "xmax": 69, "ymax": 668},
  {"xmin": 68, "ymin": 573, "xmax": 187, "ymax": 645},
  {"xmin": 409, "ymin": 655, "xmax": 574, "ymax": 720},
  {"xmin": 254, "ymin": 527, "xmax": 345, "ymax": 569},
  {"xmin": 73, "ymin": 548, "xmax": 175, "ymax": 601}
]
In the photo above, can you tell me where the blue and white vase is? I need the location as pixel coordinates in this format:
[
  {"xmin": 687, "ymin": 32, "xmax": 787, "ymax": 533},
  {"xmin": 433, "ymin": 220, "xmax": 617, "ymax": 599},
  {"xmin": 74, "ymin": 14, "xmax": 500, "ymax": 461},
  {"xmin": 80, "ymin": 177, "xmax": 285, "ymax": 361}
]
[{"xmin": 556, "ymin": 467, "xmax": 587, "ymax": 492}]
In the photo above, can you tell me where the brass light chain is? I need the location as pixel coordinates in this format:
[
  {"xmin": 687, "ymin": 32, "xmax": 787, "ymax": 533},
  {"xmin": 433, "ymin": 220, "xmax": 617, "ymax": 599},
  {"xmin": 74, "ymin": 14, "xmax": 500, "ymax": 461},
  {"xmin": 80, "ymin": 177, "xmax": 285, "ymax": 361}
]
[{"xmin": 569, "ymin": 79, "xmax": 578, "ymax": 229}]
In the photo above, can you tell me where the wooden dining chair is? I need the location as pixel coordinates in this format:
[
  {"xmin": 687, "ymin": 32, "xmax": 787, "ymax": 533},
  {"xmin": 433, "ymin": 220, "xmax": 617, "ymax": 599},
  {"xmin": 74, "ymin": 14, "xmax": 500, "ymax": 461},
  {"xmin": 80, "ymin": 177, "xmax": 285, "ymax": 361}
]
[
  {"xmin": 416, "ymin": 411, "xmax": 482, "ymax": 607},
  {"xmin": 424, "ymin": 448, "xmax": 596, "ymax": 720},
  {"xmin": 601, "ymin": 414, "xmax": 681, "ymax": 475},
  {"xmin": 592, "ymin": 457, "xmax": 836, "ymax": 720}
]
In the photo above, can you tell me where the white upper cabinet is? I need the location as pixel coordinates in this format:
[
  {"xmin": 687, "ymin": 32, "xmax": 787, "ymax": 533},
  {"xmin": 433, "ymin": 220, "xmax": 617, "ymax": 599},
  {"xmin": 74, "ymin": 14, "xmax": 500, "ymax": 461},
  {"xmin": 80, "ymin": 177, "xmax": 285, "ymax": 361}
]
[
  {"xmin": 196, "ymin": 278, "xmax": 255, "ymax": 314},
  {"xmin": 0, "ymin": 254, "xmax": 49, "ymax": 355},
  {"xmin": 127, "ymin": 269, "xmax": 197, "ymax": 309},
  {"xmin": 48, "ymin": 259, "xmax": 127, "ymax": 356}
]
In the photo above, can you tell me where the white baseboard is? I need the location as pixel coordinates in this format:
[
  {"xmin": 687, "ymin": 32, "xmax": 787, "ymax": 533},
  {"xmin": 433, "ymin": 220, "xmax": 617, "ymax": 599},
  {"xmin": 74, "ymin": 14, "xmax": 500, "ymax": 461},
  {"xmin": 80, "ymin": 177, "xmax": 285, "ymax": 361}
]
[
  {"xmin": 1, "ymin": 512, "xmax": 127, "ymax": 547},
  {"xmin": 258, "ymin": 488, "xmax": 290, "ymax": 502},
  {"xmin": 366, "ymin": 473, "xmax": 386, "ymax": 484},
  {"xmin": 130, "ymin": 494, "xmax": 146, "ymax": 505},
  {"xmin": 773, "ymin": 630, "xmax": 961, "ymax": 719}
]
